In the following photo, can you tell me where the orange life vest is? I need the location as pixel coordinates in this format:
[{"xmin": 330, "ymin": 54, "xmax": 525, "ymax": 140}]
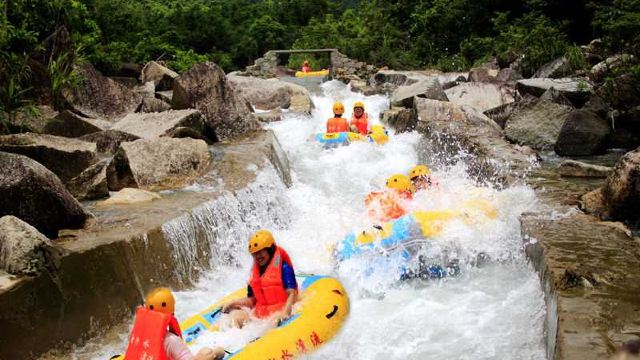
[
  {"xmin": 249, "ymin": 246, "xmax": 294, "ymax": 318},
  {"xmin": 364, "ymin": 190, "xmax": 413, "ymax": 223},
  {"xmin": 350, "ymin": 113, "xmax": 369, "ymax": 135},
  {"xmin": 124, "ymin": 307, "xmax": 183, "ymax": 360},
  {"xmin": 326, "ymin": 117, "xmax": 349, "ymax": 133}
]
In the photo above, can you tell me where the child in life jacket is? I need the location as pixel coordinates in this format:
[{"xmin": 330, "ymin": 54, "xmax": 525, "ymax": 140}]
[
  {"xmin": 365, "ymin": 174, "xmax": 415, "ymax": 223},
  {"xmin": 124, "ymin": 288, "xmax": 225, "ymax": 360},
  {"xmin": 409, "ymin": 165, "xmax": 438, "ymax": 191},
  {"xmin": 221, "ymin": 230, "xmax": 298, "ymax": 327},
  {"xmin": 326, "ymin": 102, "xmax": 349, "ymax": 133},
  {"xmin": 349, "ymin": 101, "xmax": 369, "ymax": 135}
]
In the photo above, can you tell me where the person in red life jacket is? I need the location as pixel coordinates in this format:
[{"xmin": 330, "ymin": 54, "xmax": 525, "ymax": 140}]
[
  {"xmin": 221, "ymin": 229, "xmax": 298, "ymax": 327},
  {"xmin": 349, "ymin": 101, "xmax": 369, "ymax": 135},
  {"xmin": 365, "ymin": 174, "xmax": 415, "ymax": 223},
  {"xmin": 326, "ymin": 102, "xmax": 349, "ymax": 133},
  {"xmin": 124, "ymin": 288, "xmax": 225, "ymax": 360},
  {"xmin": 409, "ymin": 164, "xmax": 438, "ymax": 191},
  {"xmin": 301, "ymin": 60, "xmax": 311, "ymax": 73}
]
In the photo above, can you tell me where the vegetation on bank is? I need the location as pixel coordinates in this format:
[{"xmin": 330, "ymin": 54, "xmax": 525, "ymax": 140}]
[{"xmin": 1, "ymin": 0, "xmax": 639, "ymax": 126}]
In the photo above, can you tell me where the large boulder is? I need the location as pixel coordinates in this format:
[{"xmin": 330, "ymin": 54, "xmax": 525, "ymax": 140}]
[
  {"xmin": 596, "ymin": 74, "xmax": 640, "ymax": 112},
  {"xmin": 0, "ymin": 152, "xmax": 91, "ymax": 238},
  {"xmin": 66, "ymin": 159, "xmax": 109, "ymax": 200},
  {"xmin": 555, "ymin": 110, "xmax": 611, "ymax": 156},
  {"xmin": 138, "ymin": 97, "xmax": 171, "ymax": 113},
  {"xmin": 79, "ymin": 130, "xmax": 140, "ymax": 155},
  {"xmin": 504, "ymin": 99, "xmax": 573, "ymax": 150},
  {"xmin": 2, "ymin": 105, "xmax": 58, "ymax": 134},
  {"xmin": 590, "ymin": 54, "xmax": 636, "ymax": 83},
  {"xmin": 62, "ymin": 63, "xmax": 142, "ymax": 121},
  {"xmin": 140, "ymin": 61, "xmax": 178, "ymax": 91},
  {"xmin": 98, "ymin": 188, "xmax": 161, "ymax": 206},
  {"xmin": 382, "ymin": 107, "xmax": 415, "ymax": 133},
  {"xmin": 43, "ymin": 110, "xmax": 112, "ymax": 138},
  {"xmin": 172, "ymin": 62, "xmax": 259, "ymax": 141},
  {"xmin": 0, "ymin": 133, "xmax": 97, "ymax": 182},
  {"xmin": 581, "ymin": 147, "xmax": 640, "ymax": 222},
  {"xmin": 516, "ymin": 78, "xmax": 594, "ymax": 106},
  {"xmin": 111, "ymin": 109, "xmax": 208, "ymax": 140},
  {"xmin": 0, "ymin": 215, "xmax": 61, "ymax": 275},
  {"xmin": 227, "ymin": 74, "xmax": 313, "ymax": 114},
  {"xmin": 533, "ymin": 56, "xmax": 573, "ymax": 78},
  {"xmin": 390, "ymin": 76, "xmax": 448, "ymax": 107},
  {"xmin": 444, "ymin": 83, "xmax": 515, "ymax": 113},
  {"xmin": 106, "ymin": 138, "xmax": 211, "ymax": 191},
  {"xmin": 558, "ymin": 160, "xmax": 613, "ymax": 178}
]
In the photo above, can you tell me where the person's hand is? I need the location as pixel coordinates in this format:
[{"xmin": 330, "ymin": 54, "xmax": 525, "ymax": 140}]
[
  {"xmin": 221, "ymin": 302, "xmax": 234, "ymax": 313},
  {"xmin": 274, "ymin": 310, "xmax": 291, "ymax": 326}
]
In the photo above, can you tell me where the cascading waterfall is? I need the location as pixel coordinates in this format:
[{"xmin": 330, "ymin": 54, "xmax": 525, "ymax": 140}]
[{"xmin": 70, "ymin": 81, "xmax": 547, "ymax": 360}]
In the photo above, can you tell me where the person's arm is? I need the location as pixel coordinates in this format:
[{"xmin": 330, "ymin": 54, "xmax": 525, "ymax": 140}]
[
  {"xmin": 278, "ymin": 289, "xmax": 297, "ymax": 320},
  {"xmin": 274, "ymin": 263, "xmax": 298, "ymax": 322},
  {"xmin": 222, "ymin": 293, "xmax": 256, "ymax": 313},
  {"xmin": 164, "ymin": 333, "xmax": 194, "ymax": 360}
]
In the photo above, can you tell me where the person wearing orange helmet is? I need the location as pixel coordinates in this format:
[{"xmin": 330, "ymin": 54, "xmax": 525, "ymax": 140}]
[
  {"xmin": 222, "ymin": 230, "xmax": 298, "ymax": 326},
  {"xmin": 409, "ymin": 165, "xmax": 438, "ymax": 191},
  {"xmin": 326, "ymin": 102, "xmax": 349, "ymax": 133},
  {"xmin": 301, "ymin": 60, "xmax": 311, "ymax": 73},
  {"xmin": 349, "ymin": 101, "xmax": 369, "ymax": 135},
  {"xmin": 124, "ymin": 288, "xmax": 224, "ymax": 360},
  {"xmin": 365, "ymin": 174, "xmax": 415, "ymax": 223}
]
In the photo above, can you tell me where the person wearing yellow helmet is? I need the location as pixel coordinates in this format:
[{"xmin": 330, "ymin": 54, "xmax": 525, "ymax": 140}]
[
  {"xmin": 124, "ymin": 287, "xmax": 224, "ymax": 360},
  {"xmin": 364, "ymin": 174, "xmax": 415, "ymax": 223},
  {"xmin": 326, "ymin": 102, "xmax": 349, "ymax": 133},
  {"xmin": 222, "ymin": 230, "xmax": 298, "ymax": 327},
  {"xmin": 349, "ymin": 101, "xmax": 370, "ymax": 135},
  {"xmin": 409, "ymin": 165, "xmax": 438, "ymax": 191}
]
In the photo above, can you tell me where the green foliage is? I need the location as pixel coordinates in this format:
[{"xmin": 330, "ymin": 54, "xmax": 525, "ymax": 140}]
[
  {"xmin": 565, "ymin": 45, "xmax": 588, "ymax": 71},
  {"xmin": 168, "ymin": 49, "xmax": 210, "ymax": 73}
]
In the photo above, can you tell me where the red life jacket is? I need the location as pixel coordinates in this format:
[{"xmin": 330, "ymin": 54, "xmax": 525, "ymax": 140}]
[
  {"xmin": 302, "ymin": 65, "xmax": 311, "ymax": 73},
  {"xmin": 364, "ymin": 190, "xmax": 411, "ymax": 222},
  {"xmin": 350, "ymin": 113, "xmax": 369, "ymax": 135},
  {"xmin": 249, "ymin": 246, "xmax": 294, "ymax": 318},
  {"xmin": 326, "ymin": 117, "xmax": 349, "ymax": 133},
  {"xmin": 124, "ymin": 307, "xmax": 183, "ymax": 360}
]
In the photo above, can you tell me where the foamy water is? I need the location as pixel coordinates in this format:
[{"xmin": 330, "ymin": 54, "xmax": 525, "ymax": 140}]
[{"xmin": 70, "ymin": 81, "xmax": 546, "ymax": 360}]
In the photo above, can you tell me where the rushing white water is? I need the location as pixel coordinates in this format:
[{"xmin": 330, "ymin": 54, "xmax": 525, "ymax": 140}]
[{"xmin": 71, "ymin": 81, "xmax": 546, "ymax": 359}]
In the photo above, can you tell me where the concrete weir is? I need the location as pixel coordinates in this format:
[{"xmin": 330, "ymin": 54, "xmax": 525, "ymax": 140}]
[{"xmin": 0, "ymin": 130, "xmax": 293, "ymax": 360}]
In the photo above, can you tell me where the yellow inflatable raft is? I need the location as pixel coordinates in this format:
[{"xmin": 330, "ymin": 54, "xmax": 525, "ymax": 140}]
[
  {"xmin": 295, "ymin": 69, "xmax": 330, "ymax": 78},
  {"xmin": 113, "ymin": 275, "xmax": 348, "ymax": 360},
  {"xmin": 316, "ymin": 125, "xmax": 389, "ymax": 146}
]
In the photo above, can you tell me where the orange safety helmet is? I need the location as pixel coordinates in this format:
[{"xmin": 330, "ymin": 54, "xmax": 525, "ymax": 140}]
[{"xmin": 145, "ymin": 287, "xmax": 176, "ymax": 315}]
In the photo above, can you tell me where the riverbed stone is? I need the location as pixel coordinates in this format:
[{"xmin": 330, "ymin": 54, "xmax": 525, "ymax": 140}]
[
  {"xmin": 99, "ymin": 187, "xmax": 161, "ymax": 206},
  {"xmin": 3, "ymin": 105, "xmax": 58, "ymax": 134},
  {"xmin": 555, "ymin": 110, "xmax": 611, "ymax": 156},
  {"xmin": 0, "ymin": 152, "xmax": 91, "ymax": 238},
  {"xmin": 533, "ymin": 56, "xmax": 573, "ymax": 78},
  {"xmin": 111, "ymin": 109, "xmax": 208, "ymax": 140},
  {"xmin": 558, "ymin": 160, "xmax": 613, "ymax": 178},
  {"xmin": 172, "ymin": 62, "xmax": 259, "ymax": 140},
  {"xmin": 444, "ymin": 82, "xmax": 516, "ymax": 113},
  {"xmin": 0, "ymin": 215, "xmax": 61, "ymax": 276},
  {"xmin": 504, "ymin": 99, "xmax": 573, "ymax": 150},
  {"xmin": 138, "ymin": 97, "xmax": 171, "ymax": 113},
  {"xmin": 590, "ymin": 54, "xmax": 636, "ymax": 83},
  {"xmin": 79, "ymin": 130, "xmax": 140, "ymax": 155},
  {"xmin": 382, "ymin": 107, "xmax": 414, "ymax": 133},
  {"xmin": 140, "ymin": 61, "xmax": 178, "ymax": 91},
  {"xmin": 227, "ymin": 73, "xmax": 313, "ymax": 114},
  {"xmin": 43, "ymin": 110, "xmax": 112, "ymax": 138},
  {"xmin": 516, "ymin": 78, "xmax": 594, "ymax": 106},
  {"xmin": 0, "ymin": 133, "xmax": 97, "ymax": 182},
  {"xmin": 106, "ymin": 137, "xmax": 211, "ymax": 191},
  {"xmin": 66, "ymin": 159, "xmax": 109, "ymax": 200},
  {"xmin": 390, "ymin": 75, "xmax": 448, "ymax": 107}
]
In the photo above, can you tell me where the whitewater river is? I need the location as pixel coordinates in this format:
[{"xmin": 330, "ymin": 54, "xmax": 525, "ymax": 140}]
[{"xmin": 69, "ymin": 81, "xmax": 546, "ymax": 359}]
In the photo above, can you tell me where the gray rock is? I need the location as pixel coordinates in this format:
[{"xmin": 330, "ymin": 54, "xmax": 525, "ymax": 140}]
[
  {"xmin": 106, "ymin": 137, "xmax": 211, "ymax": 191},
  {"xmin": 62, "ymin": 63, "xmax": 142, "ymax": 121},
  {"xmin": 43, "ymin": 110, "xmax": 112, "ymax": 138},
  {"xmin": 172, "ymin": 62, "xmax": 259, "ymax": 141},
  {"xmin": 155, "ymin": 91, "xmax": 173, "ymax": 104},
  {"xmin": 539, "ymin": 87, "xmax": 575, "ymax": 108},
  {"xmin": 583, "ymin": 96, "xmax": 610, "ymax": 119},
  {"xmin": 533, "ymin": 56, "xmax": 573, "ymax": 78},
  {"xmin": 382, "ymin": 107, "xmax": 414, "ymax": 133},
  {"xmin": 504, "ymin": 99, "xmax": 573, "ymax": 150},
  {"xmin": 3, "ymin": 105, "xmax": 58, "ymax": 134},
  {"xmin": 596, "ymin": 74, "xmax": 640, "ymax": 112},
  {"xmin": 255, "ymin": 110, "xmax": 283, "ymax": 123},
  {"xmin": 140, "ymin": 61, "xmax": 178, "ymax": 91},
  {"xmin": 555, "ymin": 110, "xmax": 611, "ymax": 156},
  {"xmin": 444, "ymin": 83, "xmax": 515, "ymax": 113},
  {"xmin": 348, "ymin": 79, "xmax": 377, "ymax": 95},
  {"xmin": 0, "ymin": 215, "xmax": 61, "ymax": 275},
  {"xmin": 79, "ymin": 130, "xmax": 140, "ymax": 155},
  {"xmin": 138, "ymin": 97, "xmax": 171, "ymax": 113},
  {"xmin": 390, "ymin": 76, "xmax": 448, "ymax": 107},
  {"xmin": 0, "ymin": 133, "xmax": 97, "ymax": 182},
  {"xmin": 558, "ymin": 160, "xmax": 613, "ymax": 178},
  {"xmin": 0, "ymin": 152, "xmax": 91, "ymax": 238},
  {"xmin": 98, "ymin": 188, "xmax": 160, "ymax": 206},
  {"xmin": 111, "ymin": 109, "xmax": 207, "ymax": 140},
  {"xmin": 66, "ymin": 159, "xmax": 109, "ymax": 200},
  {"xmin": 590, "ymin": 54, "xmax": 636, "ymax": 83},
  {"xmin": 516, "ymin": 78, "xmax": 594, "ymax": 106},
  {"xmin": 496, "ymin": 68, "xmax": 522, "ymax": 82},
  {"xmin": 109, "ymin": 77, "xmax": 138, "ymax": 89},
  {"xmin": 468, "ymin": 67, "xmax": 499, "ymax": 82},
  {"xmin": 483, "ymin": 102, "xmax": 518, "ymax": 129},
  {"xmin": 227, "ymin": 74, "xmax": 313, "ymax": 114}
]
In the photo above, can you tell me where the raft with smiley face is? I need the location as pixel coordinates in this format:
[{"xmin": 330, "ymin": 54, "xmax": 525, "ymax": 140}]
[{"xmin": 113, "ymin": 275, "xmax": 349, "ymax": 359}]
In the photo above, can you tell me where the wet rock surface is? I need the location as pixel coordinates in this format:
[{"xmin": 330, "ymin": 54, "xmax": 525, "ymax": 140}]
[
  {"xmin": 0, "ymin": 215, "xmax": 61, "ymax": 276},
  {"xmin": 66, "ymin": 159, "xmax": 109, "ymax": 201},
  {"xmin": 516, "ymin": 78, "xmax": 594, "ymax": 106},
  {"xmin": 79, "ymin": 129, "xmax": 140, "ymax": 155},
  {"xmin": 0, "ymin": 152, "xmax": 90, "ymax": 238},
  {"xmin": 555, "ymin": 110, "xmax": 611, "ymax": 156},
  {"xmin": 558, "ymin": 160, "xmax": 613, "ymax": 178},
  {"xmin": 0, "ymin": 133, "xmax": 97, "ymax": 182},
  {"xmin": 43, "ymin": 110, "xmax": 112, "ymax": 138},
  {"xmin": 227, "ymin": 73, "xmax": 313, "ymax": 114},
  {"xmin": 504, "ymin": 99, "xmax": 573, "ymax": 150},
  {"xmin": 111, "ymin": 109, "xmax": 208, "ymax": 140},
  {"xmin": 444, "ymin": 82, "xmax": 516, "ymax": 113}
]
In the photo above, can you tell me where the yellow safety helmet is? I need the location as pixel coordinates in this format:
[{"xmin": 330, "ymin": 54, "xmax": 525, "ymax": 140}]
[
  {"xmin": 333, "ymin": 102, "xmax": 345, "ymax": 115},
  {"xmin": 385, "ymin": 174, "xmax": 415, "ymax": 193},
  {"xmin": 353, "ymin": 101, "xmax": 365, "ymax": 110},
  {"xmin": 409, "ymin": 165, "xmax": 431, "ymax": 179},
  {"xmin": 248, "ymin": 229, "xmax": 275, "ymax": 254},
  {"xmin": 145, "ymin": 287, "xmax": 175, "ymax": 315},
  {"xmin": 303, "ymin": 60, "xmax": 309, "ymax": 65}
]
